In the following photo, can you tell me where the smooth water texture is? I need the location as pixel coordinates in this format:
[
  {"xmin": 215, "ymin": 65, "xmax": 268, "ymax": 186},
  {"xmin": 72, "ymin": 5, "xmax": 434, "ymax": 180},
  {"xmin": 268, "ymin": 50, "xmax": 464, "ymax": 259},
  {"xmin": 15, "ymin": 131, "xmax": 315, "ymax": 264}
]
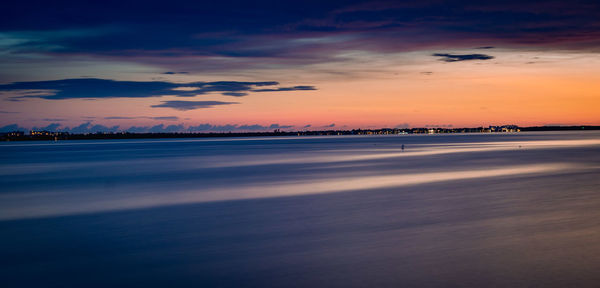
[{"xmin": 1, "ymin": 131, "xmax": 600, "ymax": 287}]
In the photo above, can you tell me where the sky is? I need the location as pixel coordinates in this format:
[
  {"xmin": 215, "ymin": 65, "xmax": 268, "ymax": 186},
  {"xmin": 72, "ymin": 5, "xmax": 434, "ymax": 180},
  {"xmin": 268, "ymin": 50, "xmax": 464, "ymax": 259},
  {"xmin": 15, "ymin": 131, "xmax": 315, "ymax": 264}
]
[{"xmin": 1, "ymin": 0, "xmax": 599, "ymax": 132}]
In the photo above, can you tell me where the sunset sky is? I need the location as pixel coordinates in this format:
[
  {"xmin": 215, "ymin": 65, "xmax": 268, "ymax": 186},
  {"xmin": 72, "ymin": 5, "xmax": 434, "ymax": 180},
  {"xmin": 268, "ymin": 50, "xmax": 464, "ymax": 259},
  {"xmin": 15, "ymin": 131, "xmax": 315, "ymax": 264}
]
[{"xmin": 1, "ymin": 0, "xmax": 599, "ymax": 132}]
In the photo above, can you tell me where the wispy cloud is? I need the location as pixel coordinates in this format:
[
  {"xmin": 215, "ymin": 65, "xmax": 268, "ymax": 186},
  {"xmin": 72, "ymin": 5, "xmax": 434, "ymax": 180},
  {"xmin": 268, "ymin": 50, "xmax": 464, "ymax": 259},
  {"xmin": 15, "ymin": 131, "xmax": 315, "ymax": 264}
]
[
  {"xmin": 0, "ymin": 78, "xmax": 317, "ymax": 100},
  {"xmin": 252, "ymin": 86, "xmax": 317, "ymax": 92},
  {"xmin": 222, "ymin": 92, "xmax": 248, "ymax": 97},
  {"xmin": 162, "ymin": 71, "xmax": 189, "ymax": 75},
  {"xmin": 151, "ymin": 100, "xmax": 238, "ymax": 111},
  {"xmin": 433, "ymin": 53, "xmax": 495, "ymax": 62},
  {"xmin": 104, "ymin": 116, "xmax": 180, "ymax": 121},
  {"xmin": 152, "ymin": 116, "xmax": 180, "ymax": 121},
  {"xmin": 1, "ymin": 1, "xmax": 599, "ymax": 79}
]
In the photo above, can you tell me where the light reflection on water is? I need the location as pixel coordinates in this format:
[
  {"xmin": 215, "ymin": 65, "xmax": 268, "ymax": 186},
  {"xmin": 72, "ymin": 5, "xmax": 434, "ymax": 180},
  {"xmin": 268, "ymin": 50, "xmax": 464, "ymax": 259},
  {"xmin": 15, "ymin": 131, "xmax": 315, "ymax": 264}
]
[
  {"xmin": 1, "ymin": 132, "xmax": 600, "ymax": 287},
  {"xmin": 0, "ymin": 163, "xmax": 577, "ymax": 220}
]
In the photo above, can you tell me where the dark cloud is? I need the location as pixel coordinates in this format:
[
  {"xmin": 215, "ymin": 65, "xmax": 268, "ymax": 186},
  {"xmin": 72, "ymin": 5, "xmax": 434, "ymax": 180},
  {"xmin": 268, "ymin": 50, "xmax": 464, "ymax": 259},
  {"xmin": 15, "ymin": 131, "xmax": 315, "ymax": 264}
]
[
  {"xmin": 32, "ymin": 123, "xmax": 62, "ymax": 131},
  {"xmin": 151, "ymin": 100, "xmax": 238, "ymax": 111},
  {"xmin": 62, "ymin": 122, "xmax": 120, "ymax": 133},
  {"xmin": 433, "ymin": 53, "xmax": 495, "ymax": 62},
  {"xmin": 238, "ymin": 124, "xmax": 269, "ymax": 130},
  {"xmin": 42, "ymin": 118, "xmax": 66, "ymax": 121},
  {"xmin": 24, "ymin": 122, "xmax": 120, "ymax": 134},
  {"xmin": 252, "ymin": 86, "xmax": 317, "ymax": 92},
  {"xmin": 0, "ymin": 78, "xmax": 315, "ymax": 100},
  {"xmin": 162, "ymin": 71, "xmax": 189, "ymax": 75},
  {"xmin": 222, "ymin": 92, "xmax": 248, "ymax": 97},
  {"xmin": 303, "ymin": 124, "xmax": 312, "ymax": 128},
  {"xmin": 187, "ymin": 123, "xmax": 239, "ymax": 132},
  {"xmin": 104, "ymin": 116, "xmax": 180, "ymax": 121},
  {"xmin": 103, "ymin": 116, "xmax": 138, "ymax": 120},
  {"xmin": 128, "ymin": 123, "xmax": 296, "ymax": 132},
  {"xmin": 2, "ymin": 0, "xmax": 598, "ymax": 76},
  {"xmin": 269, "ymin": 124, "xmax": 293, "ymax": 129},
  {"xmin": 0, "ymin": 124, "xmax": 27, "ymax": 132},
  {"xmin": 152, "ymin": 116, "xmax": 179, "ymax": 121},
  {"xmin": 0, "ymin": 111, "xmax": 19, "ymax": 114},
  {"xmin": 323, "ymin": 123, "xmax": 335, "ymax": 128},
  {"xmin": 148, "ymin": 124, "xmax": 185, "ymax": 133},
  {"xmin": 127, "ymin": 123, "xmax": 296, "ymax": 133},
  {"xmin": 2, "ymin": 122, "xmax": 297, "ymax": 133},
  {"xmin": 475, "ymin": 46, "xmax": 495, "ymax": 49}
]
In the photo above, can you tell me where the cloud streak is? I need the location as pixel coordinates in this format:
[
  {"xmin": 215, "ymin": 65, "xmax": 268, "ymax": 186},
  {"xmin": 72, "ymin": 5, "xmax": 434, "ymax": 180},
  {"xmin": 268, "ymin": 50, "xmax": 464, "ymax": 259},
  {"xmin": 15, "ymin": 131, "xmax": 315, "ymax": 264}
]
[
  {"xmin": 253, "ymin": 86, "xmax": 317, "ymax": 92},
  {"xmin": 0, "ymin": 78, "xmax": 316, "ymax": 100},
  {"xmin": 150, "ymin": 100, "xmax": 238, "ymax": 111},
  {"xmin": 104, "ymin": 116, "xmax": 180, "ymax": 121},
  {"xmin": 162, "ymin": 71, "xmax": 189, "ymax": 75},
  {"xmin": 433, "ymin": 53, "xmax": 495, "ymax": 62}
]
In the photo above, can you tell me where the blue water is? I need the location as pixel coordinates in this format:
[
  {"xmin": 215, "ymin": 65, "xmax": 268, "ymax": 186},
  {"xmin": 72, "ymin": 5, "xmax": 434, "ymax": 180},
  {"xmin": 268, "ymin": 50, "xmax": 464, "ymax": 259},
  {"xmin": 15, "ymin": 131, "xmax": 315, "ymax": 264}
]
[{"xmin": 1, "ymin": 132, "xmax": 600, "ymax": 287}]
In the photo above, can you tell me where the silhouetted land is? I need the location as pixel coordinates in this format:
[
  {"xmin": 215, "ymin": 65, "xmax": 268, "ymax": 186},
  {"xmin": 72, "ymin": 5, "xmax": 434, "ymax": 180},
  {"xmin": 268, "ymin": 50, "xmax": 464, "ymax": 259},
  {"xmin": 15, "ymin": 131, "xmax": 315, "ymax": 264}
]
[{"xmin": 1, "ymin": 125, "xmax": 599, "ymax": 141}]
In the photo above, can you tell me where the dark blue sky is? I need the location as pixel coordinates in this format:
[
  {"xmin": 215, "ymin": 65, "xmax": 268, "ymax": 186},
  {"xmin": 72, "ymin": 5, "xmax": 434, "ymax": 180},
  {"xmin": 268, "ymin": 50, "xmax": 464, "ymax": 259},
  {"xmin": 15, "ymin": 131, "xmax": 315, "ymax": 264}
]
[
  {"xmin": 1, "ymin": 0, "xmax": 599, "ymax": 131},
  {"xmin": 3, "ymin": 0, "xmax": 599, "ymax": 59}
]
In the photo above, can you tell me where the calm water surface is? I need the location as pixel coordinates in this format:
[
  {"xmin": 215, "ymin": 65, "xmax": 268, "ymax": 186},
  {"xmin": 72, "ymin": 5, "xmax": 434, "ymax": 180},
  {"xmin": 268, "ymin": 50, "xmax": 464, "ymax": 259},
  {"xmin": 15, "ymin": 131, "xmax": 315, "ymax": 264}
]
[{"xmin": 1, "ymin": 132, "xmax": 600, "ymax": 287}]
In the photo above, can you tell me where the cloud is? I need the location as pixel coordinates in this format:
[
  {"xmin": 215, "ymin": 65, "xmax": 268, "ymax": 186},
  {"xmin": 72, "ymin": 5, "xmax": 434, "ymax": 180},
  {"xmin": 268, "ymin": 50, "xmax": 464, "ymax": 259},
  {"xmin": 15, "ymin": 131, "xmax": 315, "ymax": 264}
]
[
  {"xmin": 162, "ymin": 71, "xmax": 189, "ymax": 75},
  {"xmin": 126, "ymin": 123, "xmax": 296, "ymax": 132},
  {"xmin": 0, "ymin": 124, "xmax": 27, "ymax": 132},
  {"xmin": 32, "ymin": 123, "xmax": 61, "ymax": 131},
  {"xmin": 252, "ymin": 86, "xmax": 317, "ymax": 92},
  {"xmin": 0, "ymin": 78, "xmax": 316, "ymax": 100},
  {"xmin": 323, "ymin": 123, "xmax": 335, "ymax": 128},
  {"xmin": 475, "ymin": 46, "xmax": 495, "ymax": 49},
  {"xmin": 1, "ymin": 0, "xmax": 599, "ymax": 80},
  {"xmin": 103, "ymin": 116, "xmax": 138, "ymax": 120},
  {"xmin": 42, "ymin": 118, "xmax": 66, "ymax": 121},
  {"xmin": 269, "ymin": 123, "xmax": 293, "ymax": 129},
  {"xmin": 104, "ymin": 116, "xmax": 180, "ymax": 121},
  {"xmin": 222, "ymin": 92, "xmax": 248, "ymax": 97},
  {"xmin": 60, "ymin": 122, "xmax": 120, "ymax": 133},
  {"xmin": 151, "ymin": 100, "xmax": 238, "ymax": 111},
  {"xmin": 303, "ymin": 124, "xmax": 312, "ymax": 128},
  {"xmin": 0, "ymin": 111, "xmax": 19, "ymax": 114},
  {"xmin": 0, "ymin": 89, "xmax": 57, "ymax": 99},
  {"xmin": 22, "ymin": 122, "xmax": 119, "ymax": 133},
  {"xmin": 187, "ymin": 124, "xmax": 239, "ymax": 132},
  {"xmin": 152, "ymin": 116, "xmax": 180, "ymax": 121},
  {"xmin": 433, "ymin": 53, "xmax": 495, "ymax": 62},
  {"xmin": 148, "ymin": 124, "xmax": 185, "ymax": 133},
  {"xmin": 4, "ymin": 121, "xmax": 299, "ymax": 133}
]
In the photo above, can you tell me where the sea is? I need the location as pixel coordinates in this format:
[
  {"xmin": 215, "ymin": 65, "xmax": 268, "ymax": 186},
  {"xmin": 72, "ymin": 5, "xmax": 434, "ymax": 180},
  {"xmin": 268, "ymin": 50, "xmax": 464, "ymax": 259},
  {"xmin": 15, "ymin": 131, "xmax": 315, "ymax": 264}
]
[{"xmin": 1, "ymin": 131, "xmax": 600, "ymax": 287}]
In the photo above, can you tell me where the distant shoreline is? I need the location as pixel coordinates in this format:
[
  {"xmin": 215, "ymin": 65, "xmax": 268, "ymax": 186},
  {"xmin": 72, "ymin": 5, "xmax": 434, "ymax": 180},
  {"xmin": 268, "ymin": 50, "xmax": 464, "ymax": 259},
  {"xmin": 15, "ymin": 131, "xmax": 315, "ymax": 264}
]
[{"xmin": 1, "ymin": 125, "xmax": 599, "ymax": 142}]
